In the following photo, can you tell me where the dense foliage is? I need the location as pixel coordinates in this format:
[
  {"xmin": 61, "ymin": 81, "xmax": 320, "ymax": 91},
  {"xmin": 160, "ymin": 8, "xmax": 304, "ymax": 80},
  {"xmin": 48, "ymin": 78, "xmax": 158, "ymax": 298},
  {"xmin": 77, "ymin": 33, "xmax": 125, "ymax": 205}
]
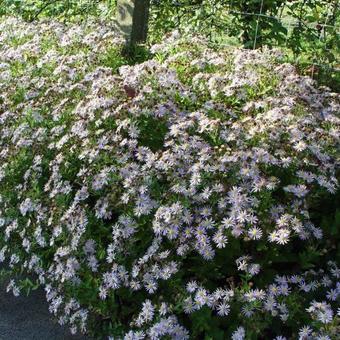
[
  {"xmin": 150, "ymin": 0, "xmax": 339, "ymax": 48},
  {"xmin": 0, "ymin": 0, "xmax": 116, "ymax": 19},
  {"xmin": 0, "ymin": 16, "xmax": 339, "ymax": 339},
  {"xmin": 149, "ymin": 0, "xmax": 339, "ymax": 91}
]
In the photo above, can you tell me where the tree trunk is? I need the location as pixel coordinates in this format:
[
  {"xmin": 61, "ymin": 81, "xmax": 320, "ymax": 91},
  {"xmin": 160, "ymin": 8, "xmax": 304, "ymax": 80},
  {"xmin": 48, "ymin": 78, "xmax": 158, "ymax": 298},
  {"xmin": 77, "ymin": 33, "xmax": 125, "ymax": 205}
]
[{"xmin": 116, "ymin": 0, "xmax": 151, "ymax": 44}]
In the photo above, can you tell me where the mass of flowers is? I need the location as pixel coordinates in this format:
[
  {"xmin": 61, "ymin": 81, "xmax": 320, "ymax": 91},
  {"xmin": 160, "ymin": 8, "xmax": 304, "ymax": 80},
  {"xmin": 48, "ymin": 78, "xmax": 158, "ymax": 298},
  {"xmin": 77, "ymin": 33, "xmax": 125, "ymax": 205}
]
[{"xmin": 0, "ymin": 16, "xmax": 339, "ymax": 339}]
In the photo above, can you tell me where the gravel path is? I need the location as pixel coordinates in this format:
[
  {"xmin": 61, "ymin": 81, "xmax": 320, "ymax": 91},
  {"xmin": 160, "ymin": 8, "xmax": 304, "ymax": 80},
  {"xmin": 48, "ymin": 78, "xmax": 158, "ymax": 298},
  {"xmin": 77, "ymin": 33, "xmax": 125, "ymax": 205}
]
[{"xmin": 0, "ymin": 279, "xmax": 87, "ymax": 340}]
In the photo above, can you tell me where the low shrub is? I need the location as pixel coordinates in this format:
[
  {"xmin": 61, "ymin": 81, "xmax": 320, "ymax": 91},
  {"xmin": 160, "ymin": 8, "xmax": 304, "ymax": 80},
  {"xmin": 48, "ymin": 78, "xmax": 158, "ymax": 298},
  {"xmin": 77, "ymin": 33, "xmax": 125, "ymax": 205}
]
[{"xmin": 0, "ymin": 17, "xmax": 339, "ymax": 339}]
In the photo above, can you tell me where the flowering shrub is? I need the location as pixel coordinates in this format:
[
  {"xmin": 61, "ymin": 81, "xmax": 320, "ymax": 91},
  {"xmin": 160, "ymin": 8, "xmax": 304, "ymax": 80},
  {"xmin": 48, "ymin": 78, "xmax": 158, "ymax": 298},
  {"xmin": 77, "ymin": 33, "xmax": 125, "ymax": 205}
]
[{"xmin": 0, "ymin": 17, "xmax": 339, "ymax": 339}]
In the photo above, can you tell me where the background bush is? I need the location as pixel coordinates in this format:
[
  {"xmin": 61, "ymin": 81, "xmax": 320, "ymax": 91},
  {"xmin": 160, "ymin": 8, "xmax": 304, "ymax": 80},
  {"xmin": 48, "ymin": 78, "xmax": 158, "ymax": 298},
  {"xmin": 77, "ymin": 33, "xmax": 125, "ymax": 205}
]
[
  {"xmin": 0, "ymin": 0, "xmax": 115, "ymax": 19},
  {"xmin": 149, "ymin": 0, "xmax": 339, "ymax": 91}
]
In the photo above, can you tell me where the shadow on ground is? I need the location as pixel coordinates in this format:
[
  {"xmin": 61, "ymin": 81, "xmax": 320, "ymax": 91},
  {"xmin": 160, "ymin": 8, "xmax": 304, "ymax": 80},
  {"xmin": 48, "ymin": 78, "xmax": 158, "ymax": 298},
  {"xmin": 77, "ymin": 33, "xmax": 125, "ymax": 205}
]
[{"xmin": 0, "ymin": 281, "xmax": 88, "ymax": 340}]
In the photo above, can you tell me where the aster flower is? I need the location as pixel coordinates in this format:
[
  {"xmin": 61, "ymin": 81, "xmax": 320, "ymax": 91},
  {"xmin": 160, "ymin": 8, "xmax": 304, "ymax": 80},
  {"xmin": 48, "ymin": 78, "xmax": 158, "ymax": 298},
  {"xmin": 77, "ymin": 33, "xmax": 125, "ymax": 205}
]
[
  {"xmin": 232, "ymin": 326, "xmax": 245, "ymax": 340},
  {"xmin": 186, "ymin": 281, "xmax": 198, "ymax": 293},
  {"xmin": 216, "ymin": 302, "xmax": 230, "ymax": 316},
  {"xmin": 248, "ymin": 227, "xmax": 263, "ymax": 240}
]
